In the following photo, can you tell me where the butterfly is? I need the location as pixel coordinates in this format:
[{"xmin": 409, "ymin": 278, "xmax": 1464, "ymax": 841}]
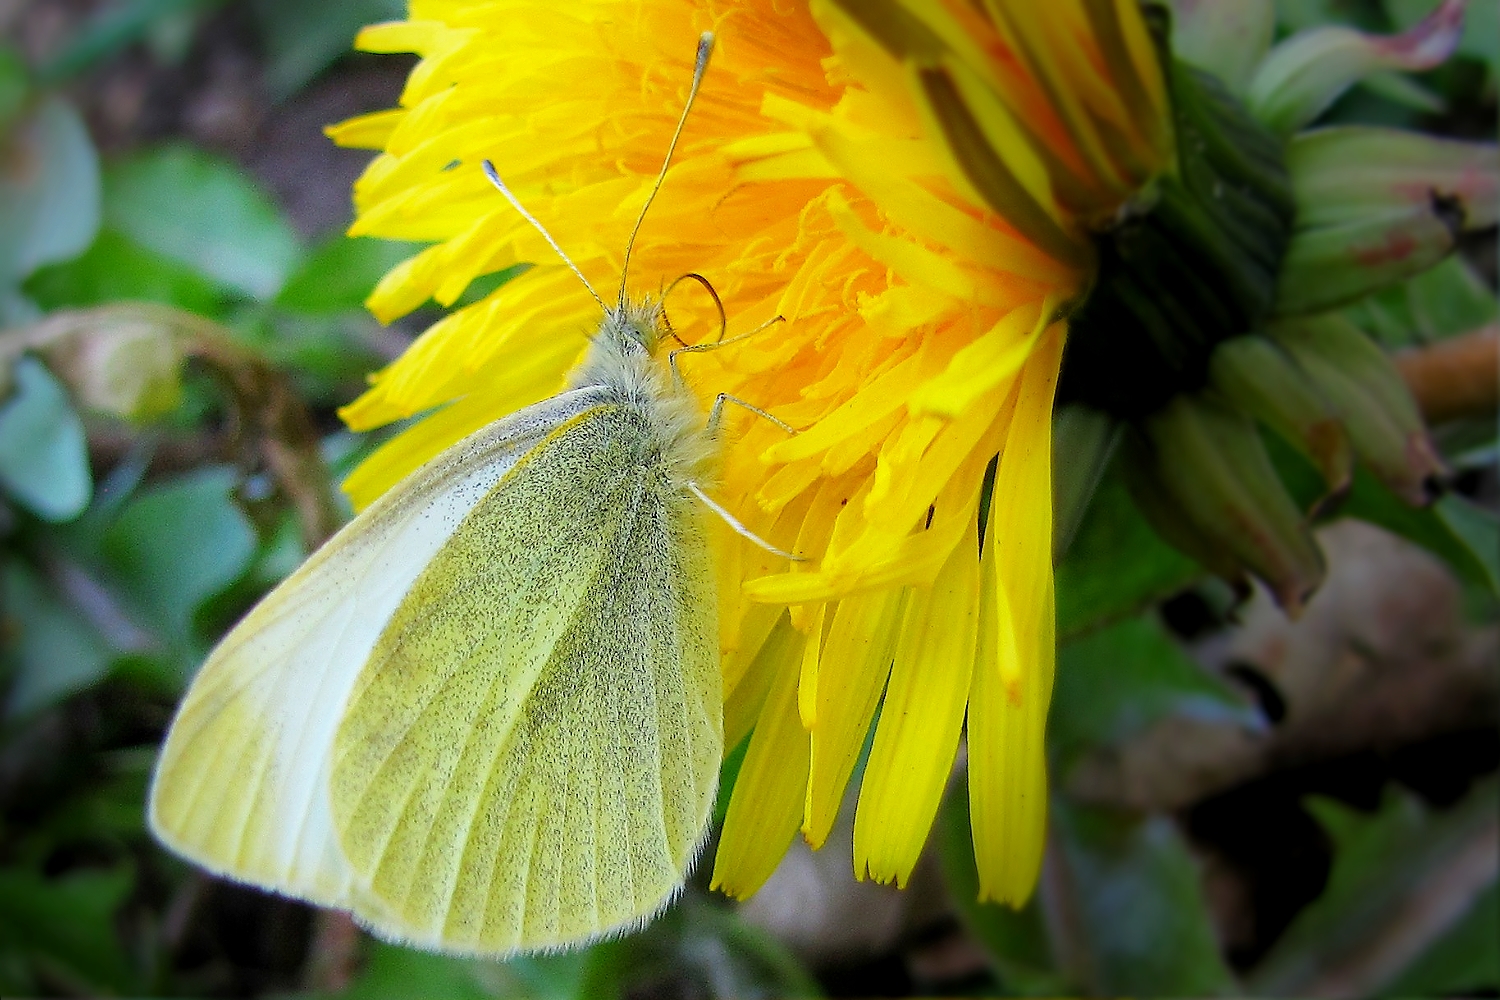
[{"xmin": 148, "ymin": 31, "xmax": 784, "ymax": 956}]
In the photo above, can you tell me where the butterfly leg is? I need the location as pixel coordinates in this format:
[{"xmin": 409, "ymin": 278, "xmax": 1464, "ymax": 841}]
[
  {"xmin": 667, "ymin": 315, "xmax": 786, "ymax": 384},
  {"xmin": 706, "ymin": 394, "xmax": 796, "ymax": 438}
]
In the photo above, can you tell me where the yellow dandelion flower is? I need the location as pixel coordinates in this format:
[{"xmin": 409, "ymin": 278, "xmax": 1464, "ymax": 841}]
[{"xmin": 330, "ymin": 0, "xmax": 1171, "ymax": 907}]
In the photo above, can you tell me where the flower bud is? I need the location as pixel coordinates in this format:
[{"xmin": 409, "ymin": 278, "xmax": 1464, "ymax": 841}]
[
  {"xmin": 1166, "ymin": 0, "xmax": 1274, "ymax": 96},
  {"xmin": 1277, "ymin": 126, "xmax": 1498, "ymax": 314},
  {"xmin": 39, "ymin": 317, "xmax": 184, "ymax": 423},
  {"xmin": 1269, "ymin": 314, "xmax": 1443, "ymax": 506},
  {"xmin": 1247, "ymin": 0, "xmax": 1465, "ymax": 134},
  {"xmin": 1128, "ymin": 393, "xmax": 1325, "ymax": 615},
  {"xmin": 1208, "ymin": 334, "xmax": 1351, "ymax": 501}
]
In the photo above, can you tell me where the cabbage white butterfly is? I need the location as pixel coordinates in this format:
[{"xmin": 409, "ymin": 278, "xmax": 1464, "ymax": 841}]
[{"xmin": 149, "ymin": 32, "xmax": 781, "ymax": 956}]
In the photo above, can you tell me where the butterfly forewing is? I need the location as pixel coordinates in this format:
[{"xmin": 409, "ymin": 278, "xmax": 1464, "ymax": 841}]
[
  {"xmin": 147, "ymin": 389, "xmax": 609, "ymax": 907},
  {"xmin": 330, "ymin": 403, "xmax": 721, "ymax": 955}
]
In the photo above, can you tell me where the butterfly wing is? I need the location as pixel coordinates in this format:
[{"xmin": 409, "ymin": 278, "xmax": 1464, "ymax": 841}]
[
  {"xmin": 148, "ymin": 389, "xmax": 609, "ymax": 905},
  {"xmin": 329, "ymin": 403, "xmax": 721, "ymax": 955}
]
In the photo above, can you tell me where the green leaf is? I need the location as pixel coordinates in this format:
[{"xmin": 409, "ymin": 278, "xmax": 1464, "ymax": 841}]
[
  {"xmin": 24, "ymin": 746, "xmax": 154, "ymax": 846},
  {"xmin": 477, "ymin": 950, "xmax": 597, "ymax": 1000},
  {"xmin": 0, "ymin": 97, "xmax": 101, "ymax": 283},
  {"xmin": 936, "ymin": 784, "xmax": 1069, "ymax": 995},
  {"xmin": 1276, "ymin": 0, "xmax": 1387, "ymax": 33},
  {"xmin": 327, "ymin": 942, "xmax": 505, "ymax": 1000},
  {"xmin": 1051, "ymin": 800, "xmax": 1239, "ymax": 997},
  {"xmin": 451, "ymin": 262, "xmax": 532, "ymax": 309},
  {"xmin": 1249, "ymin": 780, "xmax": 1500, "ymax": 996},
  {"xmin": 38, "ymin": 0, "xmax": 220, "ymax": 81},
  {"xmin": 1345, "ymin": 254, "xmax": 1498, "ymax": 349},
  {"xmin": 1382, "ymin": 880, "xmax": 1499, "ymax": 996},
  {"xmin": 1050, "ymin": 617, "xmax": 1262, "ymax": 777},
  {"xmin": 1402, "ymin": 255, "xmax": 1499, "ymax": 339},
  {"xmin": 235, "ymin": 311, "xmax": 386, "ymax": 404},
  {"xmin": 242, "ymin": 509, "xmax": 309, "ymax": 591},
  {"xmin": 324, "ymin": 901, "xmax": 816, "ymax": 1000},
  {"xmin": 0, "ymin": 356, "xmax": 93, "ymax": 522},
  {"xmin": 1341, "ymin": 467, "xmax": 1500, "ymax": 597},
  {"xmin": 24, "ymin": 227, "xmax": 226, "ymax": 315},
  {"xmin": 713, "ymin": 731, "xmax": 750, "ymax": 826},
  {"xmin": 1054, "ymin": 468, "xmax": 1200, "ymax": 638},
  {"xmin": 0, "ymin": 865, "xmax": 139, "ymax": 996},
  {"xmin": 100, "ymin": 465, "xmax": 257, "ymax": 669},
  {"xmin": 586, "ymin": 899, "xmax": 821, "ymax": 1000},
  {"xmin": 277, "ymin": 234, "xmax": 424, "ymax": 314},
  {"xmin": 0, "ymin": 45, "xmax": 26, "ymax": 130},
  {"xmin": 1, "ymin": 558, "xmax": 114, "ymax": 719},
  {"xmin": 103, "ymin": 145, "xmax": 303, "ymax": 300},
  {"xmin": 1433, "ymin": 493, "xmax": 1500, "ymax": 594},
  {"xmin": 251, "ymin": 0, "xmax": 406, "ymax": 100}
]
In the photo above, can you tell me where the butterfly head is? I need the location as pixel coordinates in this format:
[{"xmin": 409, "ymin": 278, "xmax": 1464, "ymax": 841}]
[{"xmin": 599, "ymin": 297, "xmax": 670, "ymax": 358}]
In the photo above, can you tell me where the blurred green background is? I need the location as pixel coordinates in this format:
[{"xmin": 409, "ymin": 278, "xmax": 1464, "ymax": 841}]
[{"xmin": 0, "ymin": 1, "xmax": 1496, "ymax": 997}]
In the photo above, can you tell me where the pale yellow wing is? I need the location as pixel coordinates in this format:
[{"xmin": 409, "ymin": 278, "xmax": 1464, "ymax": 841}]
[
  {"xmin": 148, "ymin": 389, "xmax": 609, "ymax": 906},
  {"xmin": 330, "ymin": 404, "xmax": 722, "ymax": 956}
]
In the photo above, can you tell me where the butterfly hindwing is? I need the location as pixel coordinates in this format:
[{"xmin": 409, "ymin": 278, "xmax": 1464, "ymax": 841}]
[
  {"xmin": 147, "ymin": 389, "xmax": 610, "ymax": 906},
  {"xmin": 330, "ymin": 403, "xmax": 721, "ymax": 955}
]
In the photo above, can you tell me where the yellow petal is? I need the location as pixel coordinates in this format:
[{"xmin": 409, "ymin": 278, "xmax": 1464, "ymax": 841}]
[
  {"xmin": 339, "ymin": 388, "xmax": 511, "ymax": 510},
  {"xmin": 324, "ymin": 110, "xmax": 405, "ymax": 150},
  {"xmin": 762, "ymin": 348, "xmax": 923, "ymax": 467},
  {"xmin": 860, "ymin": 384, "xmax": 1009, "ymax": 543},
  {"xmin": 724, "ymin": 611, "xmax": 803, "ymax": 756},
  {"xmin": 967, "ymin": 323, "xmax": 1063, "ymax": 906},
  {"xmin": 857, "ymin": 284, "xmax": 957, "ymax": 339},
  {"xmin": 712, "ymin": 631, "xmax": 810, "ymax": 900},
  {"xmin": 853, "ymin": 513, "xmax": 980, "ymax": 887},
  {"xmin": 907, "ymin": 297, "xmax": 1051, "ymax": 418},
  {"xmin": 721, "ymin": 591, "xmax": 781, "ymax": 704},
  {"xmin": 802, "ymin": 587, "xmax": 907, "ymax": 849},
  {"xmin": 785, "ymin": 100, "xmax": 1074, "ymax": 287},
  {"xmin": 744, "ymin": 435, "xmax": 994, "ymax": 605},
  {"xmin": 824, "ymin": 189, "xmax": 1020, "ymax": 308},
  {"xmin": 797, "ymin": 602, "xmax": 827, "ymax": 728},
  {"xmin": 363, "ymin": 250, "xmax": 431, "ymax": 323},
  {"xmin": 353, "ymin": 20, "xmax": 449, "ymax": 56}
]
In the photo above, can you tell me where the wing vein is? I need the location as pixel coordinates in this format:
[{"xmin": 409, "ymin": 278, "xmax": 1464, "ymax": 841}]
[{"xmin": 434, "ymin": 472, "xmax": 639, "ymax": 934}]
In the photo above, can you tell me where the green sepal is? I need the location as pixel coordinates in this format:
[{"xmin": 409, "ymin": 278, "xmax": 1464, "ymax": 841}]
[
  {"xmin": 1062, "ymin": 59, "xmax": 1293, "ymax": 417},
  {"xmin": 1166, "ymin": 0, "xmax": 1275, "ymax": 96},
  {"xmin": 1246, "ymin": 1, "xmax": 1466, "ymax": 135},
  {"xmin": 1127, "ymin": 393, "xmax": 1326, "ymax": 614},
  {"xmin": 1208, "ymin": 334, "xmax": 1352, "ymax": 501},
  {"xmin": 1052, "ymin": 404, "xmax": 1120, "ymax": 560},
  {"xmin": 1269, "ymin": 313, "xmax": 1443, "ymax": 507}
]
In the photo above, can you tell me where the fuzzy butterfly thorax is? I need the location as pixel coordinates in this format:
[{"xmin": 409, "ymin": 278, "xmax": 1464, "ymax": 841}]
[{"xmin": 569, "ymin": 298, "xmax": 719, "ymax": 495}]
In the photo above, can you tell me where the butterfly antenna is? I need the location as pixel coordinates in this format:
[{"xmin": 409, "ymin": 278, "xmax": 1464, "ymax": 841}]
[
  {"xmin": 617, "ymin": 31, "xmax": 715, "ymax": 309},
  {"xmin": 481, "ymin": 159, "xmax": 607, "ymax": 311}
]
